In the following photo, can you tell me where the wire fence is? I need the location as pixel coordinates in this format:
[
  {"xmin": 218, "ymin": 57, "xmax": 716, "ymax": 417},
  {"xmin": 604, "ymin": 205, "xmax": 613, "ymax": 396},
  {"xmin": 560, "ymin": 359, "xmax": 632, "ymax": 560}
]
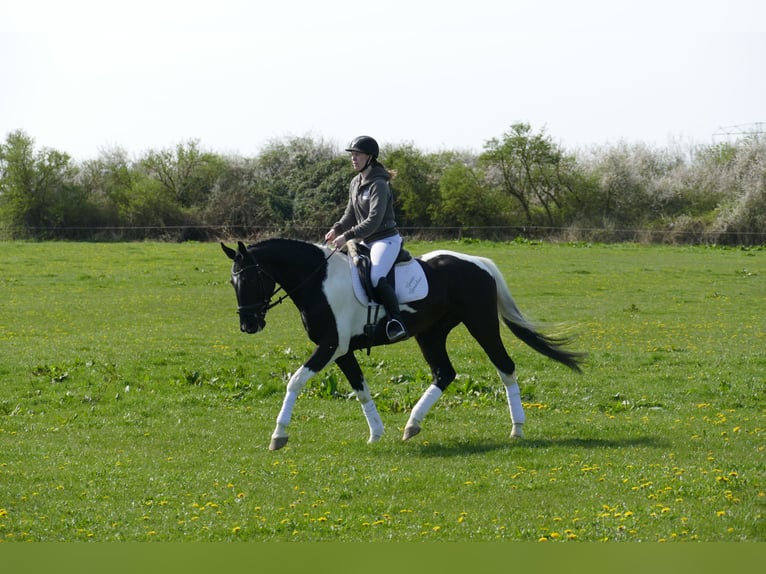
[{"xmin": 4, "ymin": 223, "xmax": 764, "ymax": 245}]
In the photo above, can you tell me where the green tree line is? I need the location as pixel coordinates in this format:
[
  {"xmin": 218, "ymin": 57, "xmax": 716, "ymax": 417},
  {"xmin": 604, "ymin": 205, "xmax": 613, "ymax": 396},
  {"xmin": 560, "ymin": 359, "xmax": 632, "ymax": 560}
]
[{"xmin": 1, "ymin": 124, "xmax": 764, "ymax": 244}]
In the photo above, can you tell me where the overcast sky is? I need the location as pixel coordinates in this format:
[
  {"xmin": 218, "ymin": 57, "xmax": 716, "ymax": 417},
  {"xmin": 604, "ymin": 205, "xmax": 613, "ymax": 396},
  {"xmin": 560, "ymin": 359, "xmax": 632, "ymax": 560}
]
[{"xmin": 1, "ymin": 0, "xmax": 763, "ymax": 160}]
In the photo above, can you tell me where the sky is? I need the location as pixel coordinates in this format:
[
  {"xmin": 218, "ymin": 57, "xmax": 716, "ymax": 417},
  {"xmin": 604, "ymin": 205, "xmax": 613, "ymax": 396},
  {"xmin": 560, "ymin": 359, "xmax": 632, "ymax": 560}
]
[{"xmin": 1, "ymin": 0, "xmax": 764, "ymax": 160}]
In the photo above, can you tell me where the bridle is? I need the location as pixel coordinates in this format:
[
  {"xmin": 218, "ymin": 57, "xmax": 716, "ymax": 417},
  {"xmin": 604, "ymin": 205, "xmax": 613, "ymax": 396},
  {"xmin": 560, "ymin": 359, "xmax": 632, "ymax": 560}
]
[
  {"xmin": 232, "ymin": 246, "xmax": 338, "ymax": 323},
  {"xmin": 231, "ymin": 263, "xmax": 282, "ymax": 324}
]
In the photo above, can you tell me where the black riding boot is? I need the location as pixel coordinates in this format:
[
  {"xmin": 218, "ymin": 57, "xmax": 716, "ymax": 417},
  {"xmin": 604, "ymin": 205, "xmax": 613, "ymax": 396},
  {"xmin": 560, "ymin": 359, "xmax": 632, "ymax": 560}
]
[{"xmin": 373, "ymin": 280, "xmax": 408, "ymax": 342}]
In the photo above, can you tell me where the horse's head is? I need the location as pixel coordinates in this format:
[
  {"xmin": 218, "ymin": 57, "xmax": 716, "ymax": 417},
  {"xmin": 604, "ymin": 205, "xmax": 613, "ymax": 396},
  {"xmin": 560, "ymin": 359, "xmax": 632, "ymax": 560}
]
[{"xmin": 221, "ymin": 241, "xmax": 276, "ymax": 334}]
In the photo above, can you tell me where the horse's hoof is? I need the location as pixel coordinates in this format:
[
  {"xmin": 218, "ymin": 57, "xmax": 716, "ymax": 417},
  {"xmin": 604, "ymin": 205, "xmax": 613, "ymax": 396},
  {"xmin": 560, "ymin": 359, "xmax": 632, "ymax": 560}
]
[
  {"xmin": 510, "ymin": 424, "xmax": 524, "ymax": 439},
  {"xmin": 402, "ymin": 425, "xmax": 421, "ymax": 440},
  {"xmin": 269, "ymin": 436, "xmax": 289, "ymax": 451},
  {"xmin": 367, "ymin": 434, "xmax": 383, "ymax": 444}
]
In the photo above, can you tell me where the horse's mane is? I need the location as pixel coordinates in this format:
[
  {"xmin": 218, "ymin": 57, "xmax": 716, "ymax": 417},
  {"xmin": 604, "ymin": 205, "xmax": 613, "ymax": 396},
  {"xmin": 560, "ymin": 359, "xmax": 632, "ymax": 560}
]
[{"xmin": 248, "ymin": 237, "xmax": 333, "ymax": 265}]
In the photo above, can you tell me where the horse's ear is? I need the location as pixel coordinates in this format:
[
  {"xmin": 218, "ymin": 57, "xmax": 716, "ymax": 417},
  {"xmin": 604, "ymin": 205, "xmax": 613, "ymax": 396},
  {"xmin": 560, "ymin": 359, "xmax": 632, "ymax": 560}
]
[
  {"xmin": 237, "ymin": 241, "xmax": 248, "ymax": 258},
  {"xmin": 221, "ymin": 242, "xmax": 237, "ymax": 261}
]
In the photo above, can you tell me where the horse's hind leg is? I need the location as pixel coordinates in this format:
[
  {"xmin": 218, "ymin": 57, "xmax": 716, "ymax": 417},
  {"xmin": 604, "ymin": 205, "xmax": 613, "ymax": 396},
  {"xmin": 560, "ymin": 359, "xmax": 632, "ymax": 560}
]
[
  {"xmin": 464, "ymin": 317, "xmax": 525, "ymax": 439},
  {"xmin": 336, "ymin": 352, "xmax": 384, "ymax": 443},
  {"xmin": 502, "ymin": 371, "xmax": 525, "ymax": 438},
  {"xmin": 404, "ymin": 327, "xmax": 456, "ymax": 440}
]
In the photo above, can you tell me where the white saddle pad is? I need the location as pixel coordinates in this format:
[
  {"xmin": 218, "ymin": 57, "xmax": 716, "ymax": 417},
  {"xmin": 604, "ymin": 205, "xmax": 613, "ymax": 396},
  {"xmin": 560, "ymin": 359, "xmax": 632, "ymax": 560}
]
[{"xmin": 349, "ymin": 257, "xmax": 429, "ymax": 305}]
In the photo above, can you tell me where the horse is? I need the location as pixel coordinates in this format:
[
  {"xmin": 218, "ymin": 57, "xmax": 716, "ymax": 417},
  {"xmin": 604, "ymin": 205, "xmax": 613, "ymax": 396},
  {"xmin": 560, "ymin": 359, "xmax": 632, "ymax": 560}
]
[{"xmin": 221, "ymin": 238, "xmax": 584, "ymax": 450}]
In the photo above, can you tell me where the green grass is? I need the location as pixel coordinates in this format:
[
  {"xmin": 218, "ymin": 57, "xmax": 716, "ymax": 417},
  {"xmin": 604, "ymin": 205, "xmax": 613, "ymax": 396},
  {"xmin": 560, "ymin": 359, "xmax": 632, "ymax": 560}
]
[{"xmin": 0, "ymin": 240, "xmax": 764, "ymax": 541}]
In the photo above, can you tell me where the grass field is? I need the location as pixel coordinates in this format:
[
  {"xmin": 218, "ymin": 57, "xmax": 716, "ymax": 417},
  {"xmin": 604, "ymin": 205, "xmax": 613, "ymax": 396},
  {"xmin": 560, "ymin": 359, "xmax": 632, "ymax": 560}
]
[{"xmin": 0, "ymin": 239, "xmax": 763, "ymax": 542}]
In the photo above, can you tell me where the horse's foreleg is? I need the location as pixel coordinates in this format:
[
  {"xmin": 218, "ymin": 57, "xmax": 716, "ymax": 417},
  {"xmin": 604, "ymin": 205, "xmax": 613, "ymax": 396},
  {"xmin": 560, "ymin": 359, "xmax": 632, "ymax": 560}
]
[
  {"xmin": 501, "ymin": 371, "xmax": 525, "ymax": 438},
  {"xmin": 271, "ymin": 365, "xmax": 316, "ymax": 450},
  {"xmin": 335, "ymin": 352, "xmax": 383, "ymax": 443},
  {"xmin": 271, "ymin": 345, "xmax": 339, "ymax": 451}
]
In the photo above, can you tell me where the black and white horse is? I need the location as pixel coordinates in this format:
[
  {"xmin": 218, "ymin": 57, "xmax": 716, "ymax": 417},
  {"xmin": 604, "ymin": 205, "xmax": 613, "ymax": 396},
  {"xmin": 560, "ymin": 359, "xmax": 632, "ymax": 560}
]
[{"xmin": 222, "ymin": 238, "xmax": 584, "ymax": 450}]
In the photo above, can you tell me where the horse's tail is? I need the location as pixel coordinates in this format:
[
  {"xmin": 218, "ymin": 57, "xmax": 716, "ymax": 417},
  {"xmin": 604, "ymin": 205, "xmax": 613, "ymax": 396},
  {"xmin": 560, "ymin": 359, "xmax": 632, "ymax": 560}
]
[{"xmin": 477, "ymin": 256, "xmax": 586, "ymax": 373}]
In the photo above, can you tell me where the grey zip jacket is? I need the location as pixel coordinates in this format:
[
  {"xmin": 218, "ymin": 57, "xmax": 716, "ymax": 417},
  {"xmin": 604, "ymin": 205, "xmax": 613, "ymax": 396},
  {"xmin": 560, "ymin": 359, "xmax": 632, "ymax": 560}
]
[{"xmin": 332, "ymin": 165, "xmax": 398, "ymax": 243}]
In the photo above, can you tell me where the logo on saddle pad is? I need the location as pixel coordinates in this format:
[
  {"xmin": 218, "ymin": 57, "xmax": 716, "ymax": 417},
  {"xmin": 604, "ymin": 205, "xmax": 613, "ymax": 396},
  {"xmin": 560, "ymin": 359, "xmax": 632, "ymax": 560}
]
[{"xmin": 348, "ymin": 247, "xmax": 429, "ymax": 306}]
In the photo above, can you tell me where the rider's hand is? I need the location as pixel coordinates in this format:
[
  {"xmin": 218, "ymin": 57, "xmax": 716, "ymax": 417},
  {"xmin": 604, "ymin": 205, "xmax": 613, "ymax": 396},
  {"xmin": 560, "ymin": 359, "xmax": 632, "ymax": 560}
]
[
  {"xmin": 333, "ymin": 234, "xmax": 348, "ymax": 249},
  {"xmin": 324, "ymin": 229, "xmax": 337, "ymax": 243}
]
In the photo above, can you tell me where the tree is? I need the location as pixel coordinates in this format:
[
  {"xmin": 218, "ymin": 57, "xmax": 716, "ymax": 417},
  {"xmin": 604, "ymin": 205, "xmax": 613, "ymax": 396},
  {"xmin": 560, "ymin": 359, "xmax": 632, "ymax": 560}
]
[
  {"xmin": 254, "ymin": 136, "xmax": 342, "ymax": 225},
  {"xmin": 78, "ymin": 146, "xmax": 137, "ymax": 226},
  {"xmin": 0, "ymin": 130, "xmax": 79, "ymax": 238},
  {"xmin": 435, "ymin": 162, "xmax": 503, "ymax": 228},
  {"xmin": 291, "ymin": 156, "xmax": 353, "ymax": 230},
  {"xmin": 480, "ymin": 123, "xmax": 574, "ymax": 226},
  {"xmin": 140, "ymin": 139, "xmax": 226, "ymax": 208},
  {"xmin": 384, "ymin": 144, "xmax": 440, "ymax": 227}
]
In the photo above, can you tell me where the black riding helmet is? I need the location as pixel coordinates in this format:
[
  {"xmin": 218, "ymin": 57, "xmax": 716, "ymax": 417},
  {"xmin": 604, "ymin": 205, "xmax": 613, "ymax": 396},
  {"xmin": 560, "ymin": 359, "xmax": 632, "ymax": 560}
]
[{"xmin": 345, "ymin": 135, "xmax": 379, "ymax": 158}]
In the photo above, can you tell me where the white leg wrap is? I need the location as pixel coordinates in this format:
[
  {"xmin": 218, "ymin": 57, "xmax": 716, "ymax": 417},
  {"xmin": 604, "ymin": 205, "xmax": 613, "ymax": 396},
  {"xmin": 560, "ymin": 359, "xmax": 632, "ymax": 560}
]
[
  {"xmin": 502, "ymin": 372, "xmax": 525, "ymax": 438},
  {"xmin": 504, "ymin": 380, "xmax": 525, "ymax": 424},
  {"xmin": 274, "ymin": 366, "xmax": 314, "ymax": 432},
  {"xmin": 275, "ymin": 391, "xmax": 298, "ymax": 430},
  {"xmin": 356, "ymin": 383, "xmax": 384, "ymax": 442},
  {"xmin": 407, "ymin": 385, "xmax": 443, "ymax": 427}
]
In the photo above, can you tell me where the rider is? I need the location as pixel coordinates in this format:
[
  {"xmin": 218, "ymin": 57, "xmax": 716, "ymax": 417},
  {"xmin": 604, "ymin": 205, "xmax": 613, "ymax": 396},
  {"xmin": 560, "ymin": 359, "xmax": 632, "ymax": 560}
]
[{"xmin": 324, "ymin": 135, "xmax": 408, "ymax": 342}]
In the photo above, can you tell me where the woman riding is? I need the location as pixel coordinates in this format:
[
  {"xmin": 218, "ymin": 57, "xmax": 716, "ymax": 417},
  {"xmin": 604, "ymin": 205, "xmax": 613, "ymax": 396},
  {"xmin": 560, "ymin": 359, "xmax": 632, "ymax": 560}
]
[{"xmin": 325, "ymin": 135, "xmax": 408, "ymax": 342}]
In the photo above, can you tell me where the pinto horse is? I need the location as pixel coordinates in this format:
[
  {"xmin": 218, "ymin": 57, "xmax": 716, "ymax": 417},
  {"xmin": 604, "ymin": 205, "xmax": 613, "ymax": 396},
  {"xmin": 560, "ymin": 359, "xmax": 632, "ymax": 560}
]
[{"xmin": 222, "ymin": 238, "xmax": 584, "ymax": 450}]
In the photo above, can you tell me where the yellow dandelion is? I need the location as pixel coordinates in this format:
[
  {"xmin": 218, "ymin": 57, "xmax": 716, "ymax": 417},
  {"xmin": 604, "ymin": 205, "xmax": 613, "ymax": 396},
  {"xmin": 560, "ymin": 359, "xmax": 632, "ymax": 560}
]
[
  {"xmin": 716, "ymin": 510, "xmax": 726, "ymax": 517},
  {"xmin": 232, "ymin": 526, "xmax": 241, "ymax": 534}
]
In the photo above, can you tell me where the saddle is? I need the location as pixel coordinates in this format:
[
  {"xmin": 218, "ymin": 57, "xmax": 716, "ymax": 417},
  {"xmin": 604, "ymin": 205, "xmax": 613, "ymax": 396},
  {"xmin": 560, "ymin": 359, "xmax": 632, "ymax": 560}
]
[
  {"xmin": 346, "ymin": 240, "xmax": 412, "ymax": 301},
  {"xmin": 345, "ymin": 240, "xmax": 424, "ymax": 354}
]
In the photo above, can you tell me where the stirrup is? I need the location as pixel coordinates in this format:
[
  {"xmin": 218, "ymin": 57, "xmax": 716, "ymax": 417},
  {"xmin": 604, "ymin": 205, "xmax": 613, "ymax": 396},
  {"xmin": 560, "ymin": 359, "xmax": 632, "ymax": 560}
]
[{"xmin": 386, "ymin": 319, "xmax": 407, "ymax": 342}]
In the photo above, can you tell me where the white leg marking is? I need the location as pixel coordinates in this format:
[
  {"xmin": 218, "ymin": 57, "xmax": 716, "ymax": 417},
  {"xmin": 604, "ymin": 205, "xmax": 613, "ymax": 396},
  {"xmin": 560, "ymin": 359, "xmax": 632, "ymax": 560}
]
[
  {"xmin": 356, "ymin": 382, "xmax": 384, "ymax": 443},
  {"xmin": 403, "ymin": 385, "xmax": 442, "ymax": 440},
  {"xmin": 271, "ymin": 366, "xmax": 316, "ymax": 445},
  {"xmin": 501, "ymin": 371, "xmax": 525, "ymax": 438}
]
